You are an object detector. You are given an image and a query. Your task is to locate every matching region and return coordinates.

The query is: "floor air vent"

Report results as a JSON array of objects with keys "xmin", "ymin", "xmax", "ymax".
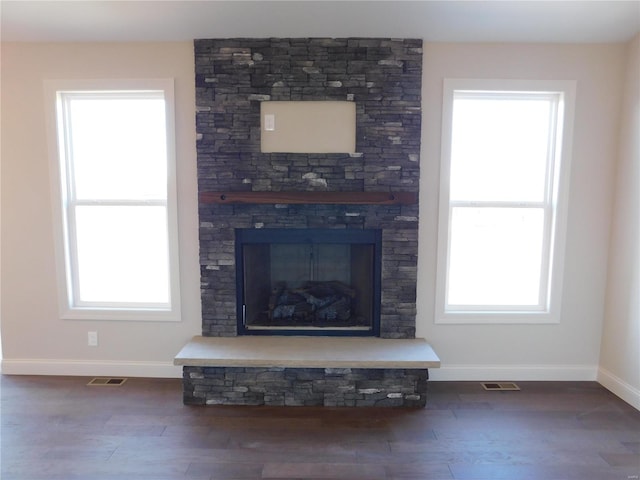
[
  {"xmin": 87, "ymin": 378, "xmax": 127, "ymax": 386},
  {"xmin": 481, "ymin": 382, "xmax": 520, "ymax": 391}
]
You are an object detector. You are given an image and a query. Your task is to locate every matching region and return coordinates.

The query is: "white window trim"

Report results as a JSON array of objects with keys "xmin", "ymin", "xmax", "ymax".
[
  {"xmin": 44, "ymin": 79, "xmax": 181, "ymax": 322},
  {"xmin": 435, "ymin": 78, "xmax": 576, "ymax": 324}
]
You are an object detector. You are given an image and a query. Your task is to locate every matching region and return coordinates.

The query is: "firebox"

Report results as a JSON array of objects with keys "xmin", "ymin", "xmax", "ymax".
[{"xmin": 235, "ymin": 228, "xmax": 382, "ymax": 336}]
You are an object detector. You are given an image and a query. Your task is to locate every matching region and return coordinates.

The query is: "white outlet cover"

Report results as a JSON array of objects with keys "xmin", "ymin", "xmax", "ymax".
[{"xmin": 264, "ymin": 114, "xmax": 275, "ymax": 131}]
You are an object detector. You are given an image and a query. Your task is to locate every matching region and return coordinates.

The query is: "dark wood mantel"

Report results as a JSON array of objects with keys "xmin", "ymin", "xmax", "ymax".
[{"xmin": 200, "ymin": 191, "xmax": 418, "ymax": 205}]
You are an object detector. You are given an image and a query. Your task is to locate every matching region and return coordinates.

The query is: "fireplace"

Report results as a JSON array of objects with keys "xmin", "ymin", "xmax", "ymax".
[
  {"xmin": 195, "ymin": 38, "xmax": 422, "ymax": 340},
  {"xmin": 236, "ymin": 228, "xmax": 381, "ymax": 336},
  {"xmin": 176, "ymin": 37, "xmax": 433, "ymax": 408}
]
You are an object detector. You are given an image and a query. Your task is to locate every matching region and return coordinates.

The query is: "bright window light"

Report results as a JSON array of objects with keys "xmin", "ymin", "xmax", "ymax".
[
  {"xmin": 74, "ymin": 205, "xmax": 170, "ymax": 304},
  {"xmin": 67, "ymin": 97, "xmax": 168, "ymax": 201},
  {"xmin": 48, "ymin": 81, "xmax": 181, "ymax": 320},
  {"xmin": 450, "ymin": 97, "xmax": 551, "ymax": 203},
  {"xmin": 435, "ymin": 79, "xmax": 575, "ymax": 324},
  {"xmin": 448, "ymin": 207, "xmax": 545, "ymax": 306}
]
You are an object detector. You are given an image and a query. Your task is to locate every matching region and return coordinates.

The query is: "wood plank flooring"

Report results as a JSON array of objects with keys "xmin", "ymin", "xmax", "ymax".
[{"xmin": 1, "ymin": 375, "xmax": 638, "ymax": 480}]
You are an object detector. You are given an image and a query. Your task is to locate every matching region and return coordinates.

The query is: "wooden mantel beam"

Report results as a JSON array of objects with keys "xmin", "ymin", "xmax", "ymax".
[{"xmin": 200, "ymin": 191, "xmax": 418, "ymax": 205}]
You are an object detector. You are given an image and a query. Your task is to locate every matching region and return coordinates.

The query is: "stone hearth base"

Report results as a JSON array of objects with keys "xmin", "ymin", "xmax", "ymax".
[
  {"xmin": 182, "ymin": 366, "xmax": 428, "ymax": 407},
  {"xmin": 174, "ymin": 336, "xmax": 439, "ymax": 407}
]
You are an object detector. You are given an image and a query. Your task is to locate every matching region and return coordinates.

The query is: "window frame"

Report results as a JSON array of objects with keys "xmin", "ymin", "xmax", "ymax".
[
  {"xmin": 435, "ymin": 79, "xmax": 576, "ymax": 324},
  {"xmin": 45, "ymin": 79, "xmax": 181, "ymax": 322}
]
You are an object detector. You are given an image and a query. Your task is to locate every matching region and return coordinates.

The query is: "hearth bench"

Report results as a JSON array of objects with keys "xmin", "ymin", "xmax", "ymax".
[{"xmin": 174, "ymin": 336, "xmax": 440, "ymax": 407}]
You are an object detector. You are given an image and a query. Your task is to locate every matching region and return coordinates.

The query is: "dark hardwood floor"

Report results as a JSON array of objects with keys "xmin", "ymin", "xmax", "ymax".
[{"xmin": 1, "ymin": 375, "xmax": 638, "ymax": 480}]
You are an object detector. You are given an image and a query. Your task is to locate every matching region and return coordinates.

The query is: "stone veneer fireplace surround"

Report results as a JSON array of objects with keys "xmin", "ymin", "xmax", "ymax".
[
  {"xmin": 196, "ymin": 38, "xmax": 422, "ymax": 339},
  {"xmin": 180, "ymin": 38, "xmax": 433, "ymax": 407}
]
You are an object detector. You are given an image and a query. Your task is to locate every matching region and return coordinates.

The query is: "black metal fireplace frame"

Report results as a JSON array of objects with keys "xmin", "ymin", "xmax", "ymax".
[{"xmin": 235, "ymin": 228, "xmax": 382, "ymax": 337}]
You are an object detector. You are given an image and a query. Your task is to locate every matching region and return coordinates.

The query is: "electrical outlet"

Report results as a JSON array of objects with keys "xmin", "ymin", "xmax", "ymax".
[
  {"xmin": 264, "ymin": 114, "xmax": 275, "ymax": 131},
  {"xmin": 88, "ymin": 331, "xmax": 98, "ymax": 347}
]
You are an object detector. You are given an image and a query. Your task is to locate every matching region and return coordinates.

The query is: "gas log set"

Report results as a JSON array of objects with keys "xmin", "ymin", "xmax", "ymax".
[{"xmin": 267, "ymin": 281, "xmax": 358, "ymax": 326}]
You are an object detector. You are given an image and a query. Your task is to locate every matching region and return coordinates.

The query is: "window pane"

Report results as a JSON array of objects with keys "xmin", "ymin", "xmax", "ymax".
[
  {"xmin": 74, "ymin": 206, "xmax": 170, "ymax": 304},
  {"xmin": 450, "ymin": 96, "xmax": 552, "ymax": 203},
  {"xmin": 68, "ymin": 96, "xmax": 167, "ymax": 200},
  {"xmin": 447, "ymin": 207, "xmax": 544, "ymax": 307}
]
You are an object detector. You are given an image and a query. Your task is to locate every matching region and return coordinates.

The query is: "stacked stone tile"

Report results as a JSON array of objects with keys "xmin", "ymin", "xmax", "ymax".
[
  {"xmin": 183, "ymin": 366, "xmax": 428, "ymax": 407},
  {"xmin": 195, "ymin": 38, "xmax": 422, "ymax": 339}
]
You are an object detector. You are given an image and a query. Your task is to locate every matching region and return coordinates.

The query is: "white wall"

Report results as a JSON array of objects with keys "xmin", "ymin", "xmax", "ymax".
[
  {"xmin": 1, "ymin": 42, "xmax": 201, "ymax": 377},
  {"xmin": 417, "ymin": 43, "xmax": 625, "ymax": 381},
  {"xmin": 0, "ymin": 40, "xmax": 630, "ymax": 385},
  {"xmin": 598, "ymin": 34, "xmax": 640, "ymax": 409}
]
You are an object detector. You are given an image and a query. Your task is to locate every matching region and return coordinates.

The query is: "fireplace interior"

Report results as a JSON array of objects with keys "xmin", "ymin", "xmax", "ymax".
[{"xmin": 236, "ymin": 228, "xmax": 381, "ymax": 336}]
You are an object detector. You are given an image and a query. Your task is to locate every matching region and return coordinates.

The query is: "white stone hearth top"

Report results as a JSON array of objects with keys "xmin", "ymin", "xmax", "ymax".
[{"xmin": 174, "ymin": 336, "xmax": 440, "ymax": 369}]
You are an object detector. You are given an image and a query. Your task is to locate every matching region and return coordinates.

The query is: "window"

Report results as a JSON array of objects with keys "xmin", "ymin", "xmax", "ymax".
[
  {"xmin": 46, "ymin": 79, "xmax": 181, "ymax": 321},
  {"xmin": 435, "ymin": 79, "xmax": 575, "ymax": 324}
]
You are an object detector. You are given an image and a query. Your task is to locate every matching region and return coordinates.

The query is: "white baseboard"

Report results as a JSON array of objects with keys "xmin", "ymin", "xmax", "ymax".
[
  {"xmin": 597, "ymin": 367, "xmax": 640, "ymax": 410},
  {"xmin": 428, "ymin": 364, "xmax": 598, "ymax": 382},
  {"xmin": 0, "ymin": 358, "xmax": 182, "ymax": 378},
  {"xmin": 0, "ymin": 361, "xmax": 598, "ymax": 381}
]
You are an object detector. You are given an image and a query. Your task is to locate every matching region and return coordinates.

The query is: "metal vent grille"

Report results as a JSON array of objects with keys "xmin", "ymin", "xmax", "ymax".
[
  {"xmin": 87, "ymin": 378, "xmax": 127, "ymax": 386},
  {"xmin": 481, "ymin": 382, "xmax": 520, "ymax": 391}
]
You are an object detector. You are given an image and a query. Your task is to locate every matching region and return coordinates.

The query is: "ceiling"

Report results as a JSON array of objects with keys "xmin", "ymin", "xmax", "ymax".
[{"xmin": 1, "ymin": 1, "xmax": 639, "ymax": 44}]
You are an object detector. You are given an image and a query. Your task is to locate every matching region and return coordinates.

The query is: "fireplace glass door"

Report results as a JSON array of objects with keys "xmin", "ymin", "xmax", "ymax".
[{"xmin": 236, "ymin": 228, "xmax": 381, "ymax": 336}]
